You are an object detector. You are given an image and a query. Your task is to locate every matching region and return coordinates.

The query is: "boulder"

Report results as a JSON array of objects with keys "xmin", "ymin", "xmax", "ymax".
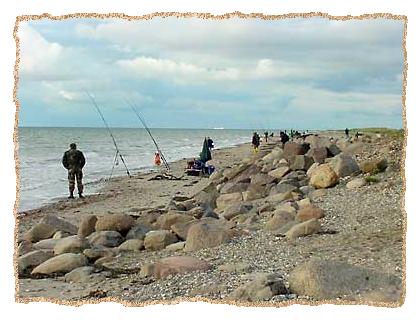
[
  {"xmin": 17, "ymin": 240, "xmax": 34, "ymax": 256},
  {"xmin": 262, "ymin": 148, "xmax": 284, "ymax": 163},
  {"xmin": 95, "ymin": 214, "xmax": 135, "ymax": 233},
  {"xmin": 265, "ymin": 191, "xmax": 294, "ymax": 203},
  {"xmin": 283, "ymin": 142, "xmax": 310, "ymax": 160},
  {"xmin": 309, "ymin": 189, "xmax": 328, "ymax": 200},
  {"xmin": 33, "ymin": 238, "xmax": 59, "ymax": 250},
  {"xmin": 118, "ymin": 239, "xmax": 144, "ymax": 251},
  {"xmin": 223, "ymin": 163, "xmax": 250, "ymax": 180},
  {"xmin": 126, "ymin": 224, "xmax": 152, "ymax": 240},
  {"xmin": 329, "ymin": 154, "xmax": 360, "ymax": 178},
  {"xmin": 228, "ymin": 273, "xmax": 288, "ymax": 301},
  {"xmin": 174, "ymin": 199, "xmax": 197, "ymax": 211},
  {"xmin": 53, "ymin": 231, "xmax": 72, "ymax": 239},
  {"xmin": 23, "ymin": 223, "xmax": 57, "ymax": 243},
  {"xmin": 193, "ymin": 182, "xmax": 219, "ymax": 209},
  {"xmin": 31, "ymin": 253, "xmax": 88, "ymax": 275},
  {"xmin": 284, "ymin": 218, "xmax": 321, "ymax": 240},
  {"xmin": 144, "ymin": 230, "xmax": 178, "ymax": 251},
  {"xmin": 269, "ymin": 183, "xmax": 298, "ymax": 196},
  {"xmin": 78, "ymin": 215, "xmax": 97, "ymax": 237},
  {"xmin": 220, "ymin": 182, "xmax": 249, "ymax": 194},
  {"xmin": 18, "ymin": 250, "xmax": 55, "ymax": 274},
  {"xmin": 309, "ymin": 164, "xmax": 339, "ymax": 188},
  {"xmin": 216, "ymin": 192, "xmax": 243, "ymax": 210},
  {"xmin": 297, "ymin": 198, "xmax": 311, "ymax": 209},
  {"xmin": 326, "ymin": 144, "xmax": 342, "ymax": 157},
  {"xmin": 155, "ymin": 212, "xmax": 194, "ymax": 230},
  {"xmin": 40, "ymin": 215, "xmax": 78, "ymax": 235},
  {"xmin": 306, "ymin": 147, "xmax": 328, "ymax": 164},
  {"xmin": 222, "ymin": 202, "xmax": 253, "ymax": 220},
  {"xmin": 54, "ymin": 235, "xmax": 90, "ymax": 255},
  {"xmin": 83, "ymin": 247, "xmax": 116, "ymax": 261},
  {"xmin": 346, "ymin": 177, "xmax": 367, "ymax": 189},
  {"xmin": 265, "ymin": 211, "xmax": 295, "ymax": 231},
  {"xmin": 268, "ymin": 167, "xmax": 290, "ymax": 179},
  {"xmin": 170, "ymin": 219, "xmax": 202, "ymax": 240},
  {"xmin": 165, "ymin": 241, "xmax": 186, "ymax": 252},
  {"xmin": 251, "ymin": 173, "xmax": 277, "ymax": 186},
  {"xmin": 184, "ymin": 220, "xmax": 234, "ymax": 252},
  {"xmin": 359, "ymin": 158, "xmax": 388, "ymax": 174},
  {"xmin": 64, "ymin": 266, "xmax": 99, "ymax": 283},
  {"xmin": 187, "ymin": 206, "xmax": 205, "ymax": 219},
  {"xmin": 307, "ymin": 162, "xmax": 320, "ymax": 178},
  {"xmin": 290, "ymin": 155, "xmax": 314, "ymax": 171},
  {"xmin": 88, "ymin": 231, "xmax": 124, "ymax": 248},
  {"xmin": 242, "ymin": 183, "xmax": 266, "ymax": 201},
  {"xmin": 295, "ymin": 204, "xmax": 325, "ymax": 222},
  {"xmin": 288, "ymin": 258, "xmax": 402, "ymax": 300},
  {"xmin": 150, "ymin": 256, "xmax": 211, "ymax": 279}
]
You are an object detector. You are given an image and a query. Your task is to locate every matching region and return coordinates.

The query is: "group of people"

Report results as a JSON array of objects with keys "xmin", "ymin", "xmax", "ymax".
[{"xmin": 62, "ymin": 136, "xmax": 216, "ymax": 199}]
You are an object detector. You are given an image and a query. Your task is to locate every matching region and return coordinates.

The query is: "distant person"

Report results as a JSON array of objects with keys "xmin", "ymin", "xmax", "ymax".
[
  {"xmin": 207, "ymin": 137, "xmax": 215, "ymax": 150},
  {"xmin": 345, "ymin": 128, "xmax": 349, "ymax": 139},
  {"xmin": 154, "ymin": 151, "xmax": 161, "ymax": 166},
  {"xmin": 252, "ymin": 132, "xmax": 260, "ymax": 152},
  {"xmin": 264, "ymin": 131, "xmax": 268, "ymax": 142},
  {"xmin": 280, "ymin": 131, "xmax": 289, "ymax": 147},
  {"xmin": 62, "ymin": 143, "xmax": 86, "ymax": 199}
]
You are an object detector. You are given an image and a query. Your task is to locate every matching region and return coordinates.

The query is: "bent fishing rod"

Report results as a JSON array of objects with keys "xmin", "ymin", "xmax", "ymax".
[
  {"xmin": 125, "ymin": 99, "xmax": 171, "ymax": 171},
  {"xmin": 85, "ymin": 92, "xmax": 132, "ymax": 178}
]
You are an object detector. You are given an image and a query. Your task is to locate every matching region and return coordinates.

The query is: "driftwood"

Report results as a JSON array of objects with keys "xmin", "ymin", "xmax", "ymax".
[{"xmin": 148, "ymin": 173, "xmax": 185, "ymax": 181}]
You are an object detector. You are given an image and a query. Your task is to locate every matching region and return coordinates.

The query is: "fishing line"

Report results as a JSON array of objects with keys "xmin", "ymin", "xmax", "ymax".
[
  {"xmin": 85, "ymin": 91, "xmax": 132, "ymax": 178},
  {"xmin": 125, "ymin": 98, "xmax": 171, "ymax": 171}
]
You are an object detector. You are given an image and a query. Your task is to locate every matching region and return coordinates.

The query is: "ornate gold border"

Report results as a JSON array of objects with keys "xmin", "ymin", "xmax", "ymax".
[{"xmin": 13, "ymin": 11, "xmax": 408, "ymax": 308}]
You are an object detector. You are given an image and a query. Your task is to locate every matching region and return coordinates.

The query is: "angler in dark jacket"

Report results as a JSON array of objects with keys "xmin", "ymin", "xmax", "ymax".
[{"xmin": 62, "ymin": 143, "xmax": 86, "ymax": 199}]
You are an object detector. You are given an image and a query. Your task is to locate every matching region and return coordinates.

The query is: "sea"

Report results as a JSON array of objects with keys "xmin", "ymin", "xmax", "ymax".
[{"xmin": 17, "ymin": 127, "xmax": 253, "ymax": 212}]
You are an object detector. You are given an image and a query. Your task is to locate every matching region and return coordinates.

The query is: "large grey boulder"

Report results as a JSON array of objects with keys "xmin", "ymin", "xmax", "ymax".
[
  {"xmin": 18, "ymin": 250, "xmax": 54, "ymax": 275},
  {"xmin": 155, "ymin": 212, "xmax": 194, "ymax": 230},
  {"xmin": 290, "ymin": 155, "xmax": 314, "ymax": 171},
  {"xmin": 222, "ymin": 202, "xmax": 253, "ymax": 220},
  {"xmin": 126, "ymin": 224, "xmax": 152, "ymax": 240},
  {"xmin": 88, "ymin": 231, "xmax": 124, "ymax": 248},
  {"xmin": 329, "ymin": 154, "xmax": 360, "ymax": 178},
  {"xmin": 54, "ymin": 235, "xmax": 90, "ymax": 255},
  {"xmin": 31, "ymin": 253, "xmax": 88, "ymax": 275},
  {"xmin": 184, "ymin": 220, "xmax": 236, "ymax": 252},
  {"xmin": 288, "ymin": 258, "xmax": 402, "ymax": 300}
]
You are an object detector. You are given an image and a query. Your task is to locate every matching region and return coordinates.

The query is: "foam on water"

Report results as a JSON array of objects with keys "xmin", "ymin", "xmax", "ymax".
[{"xmin": 17, "ymin": 127, "xmax": 252, "ymax": 212}]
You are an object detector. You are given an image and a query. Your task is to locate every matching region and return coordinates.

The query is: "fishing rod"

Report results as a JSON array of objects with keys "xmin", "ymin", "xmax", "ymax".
[
  {"xmin": 125, "ymin": 99, "xmax": 171, "ymax": 171},
  {"xmin": 85, "ymin": 92, "xmax": 132, "ymax": 178}
]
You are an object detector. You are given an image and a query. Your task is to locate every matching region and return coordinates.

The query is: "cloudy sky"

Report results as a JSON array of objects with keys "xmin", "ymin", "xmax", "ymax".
[{"xmin": 17, "ymin": 17, "xmax": 404, "ymax": 129}]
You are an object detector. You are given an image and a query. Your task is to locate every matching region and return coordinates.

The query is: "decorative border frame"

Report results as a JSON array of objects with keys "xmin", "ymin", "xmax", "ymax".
[{"xmin": 12, "ymin": 11, "xmax": 408, "ymax": 308}]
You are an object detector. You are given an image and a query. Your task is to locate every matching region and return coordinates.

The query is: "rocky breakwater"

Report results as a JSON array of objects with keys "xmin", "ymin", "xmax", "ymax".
[{"xmin": 17, "ymin": 133, "xmax": 403, "ymax": 304}]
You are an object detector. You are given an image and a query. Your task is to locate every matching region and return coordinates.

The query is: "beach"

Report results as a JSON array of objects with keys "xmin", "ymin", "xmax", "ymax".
[{"xmin": 16, "ymin": 131, "xmax": 405, "ymax": 305}]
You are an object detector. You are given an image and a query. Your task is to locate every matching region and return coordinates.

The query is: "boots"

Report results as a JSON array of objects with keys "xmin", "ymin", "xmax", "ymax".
[
  {"xmin": 68, "ymin": 192, "xmax": 75, "ymax": 199},
  {"xmin": 78, "ymin": 192, "xmax": 84, "ymax": 199}
]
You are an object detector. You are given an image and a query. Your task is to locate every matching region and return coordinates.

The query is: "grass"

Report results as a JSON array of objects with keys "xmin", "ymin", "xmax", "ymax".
[
  {"xmin": 349, "ymin": 128, "xmax": 405, "ymax": 139},
  {"xmin": 365, "ymin": 176, "xmax": 380, "ymax": 184}
]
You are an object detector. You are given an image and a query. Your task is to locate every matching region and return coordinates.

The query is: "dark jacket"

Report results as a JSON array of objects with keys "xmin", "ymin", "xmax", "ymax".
[{"xmin": 62, "ymin": 149, "xmax": 86, "ymax": 170}]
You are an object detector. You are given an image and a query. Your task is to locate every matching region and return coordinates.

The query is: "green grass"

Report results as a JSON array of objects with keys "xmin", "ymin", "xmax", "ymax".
[
  {"xmin": 365, "ymin": 176, "xmax": 380, "ymax": 184},
  {"xmin": 349, "ymin": 128, "xmax": 405, "ymax": 139}
]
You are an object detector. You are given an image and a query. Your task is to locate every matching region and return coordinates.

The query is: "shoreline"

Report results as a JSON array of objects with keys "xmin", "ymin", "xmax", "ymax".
[{"xmin": 17, "ymin": 140, "xmax": 253, "ymax": 215}]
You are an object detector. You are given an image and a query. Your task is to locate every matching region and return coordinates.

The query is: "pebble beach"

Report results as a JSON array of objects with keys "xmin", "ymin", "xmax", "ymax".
[{"xmin": 16, "ymin": 130, "xmax": 405, "ymax": 306}]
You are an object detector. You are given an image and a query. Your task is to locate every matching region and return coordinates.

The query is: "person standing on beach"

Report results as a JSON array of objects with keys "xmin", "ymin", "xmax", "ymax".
[
  {"xmin": 252, "ymin": 132, "xmax": 260, "ymax": 152},
  {"xmin": 345, "ymin": 128, "xmax": 349, "ymax": 139},
  {"xmin": 207, "ymin": 137, "xmax": 214, "ymax": 150},
  {"xmin": 62, "ymin": 143, "xmax": 86, "ymax": 199},
  {"xmin": 264, "ymin": 131, "xmax": 268, "ymax": 142}
]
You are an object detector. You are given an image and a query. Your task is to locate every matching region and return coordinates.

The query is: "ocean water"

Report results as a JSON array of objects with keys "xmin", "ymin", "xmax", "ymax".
[{"xmin": 17, "ymin": 127, "xmax": 252, "ymax": 212}]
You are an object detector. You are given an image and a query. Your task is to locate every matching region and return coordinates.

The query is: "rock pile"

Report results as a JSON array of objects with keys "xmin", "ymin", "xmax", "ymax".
[{"xmin": 17, "ymin": 132, "xmax": 402, "ymax": 303}]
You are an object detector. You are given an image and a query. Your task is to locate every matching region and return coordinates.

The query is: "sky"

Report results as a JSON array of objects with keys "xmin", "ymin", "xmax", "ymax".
[{"xmin": 17, "ymin": 17, "xmax": 405, "ymax": 130}]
